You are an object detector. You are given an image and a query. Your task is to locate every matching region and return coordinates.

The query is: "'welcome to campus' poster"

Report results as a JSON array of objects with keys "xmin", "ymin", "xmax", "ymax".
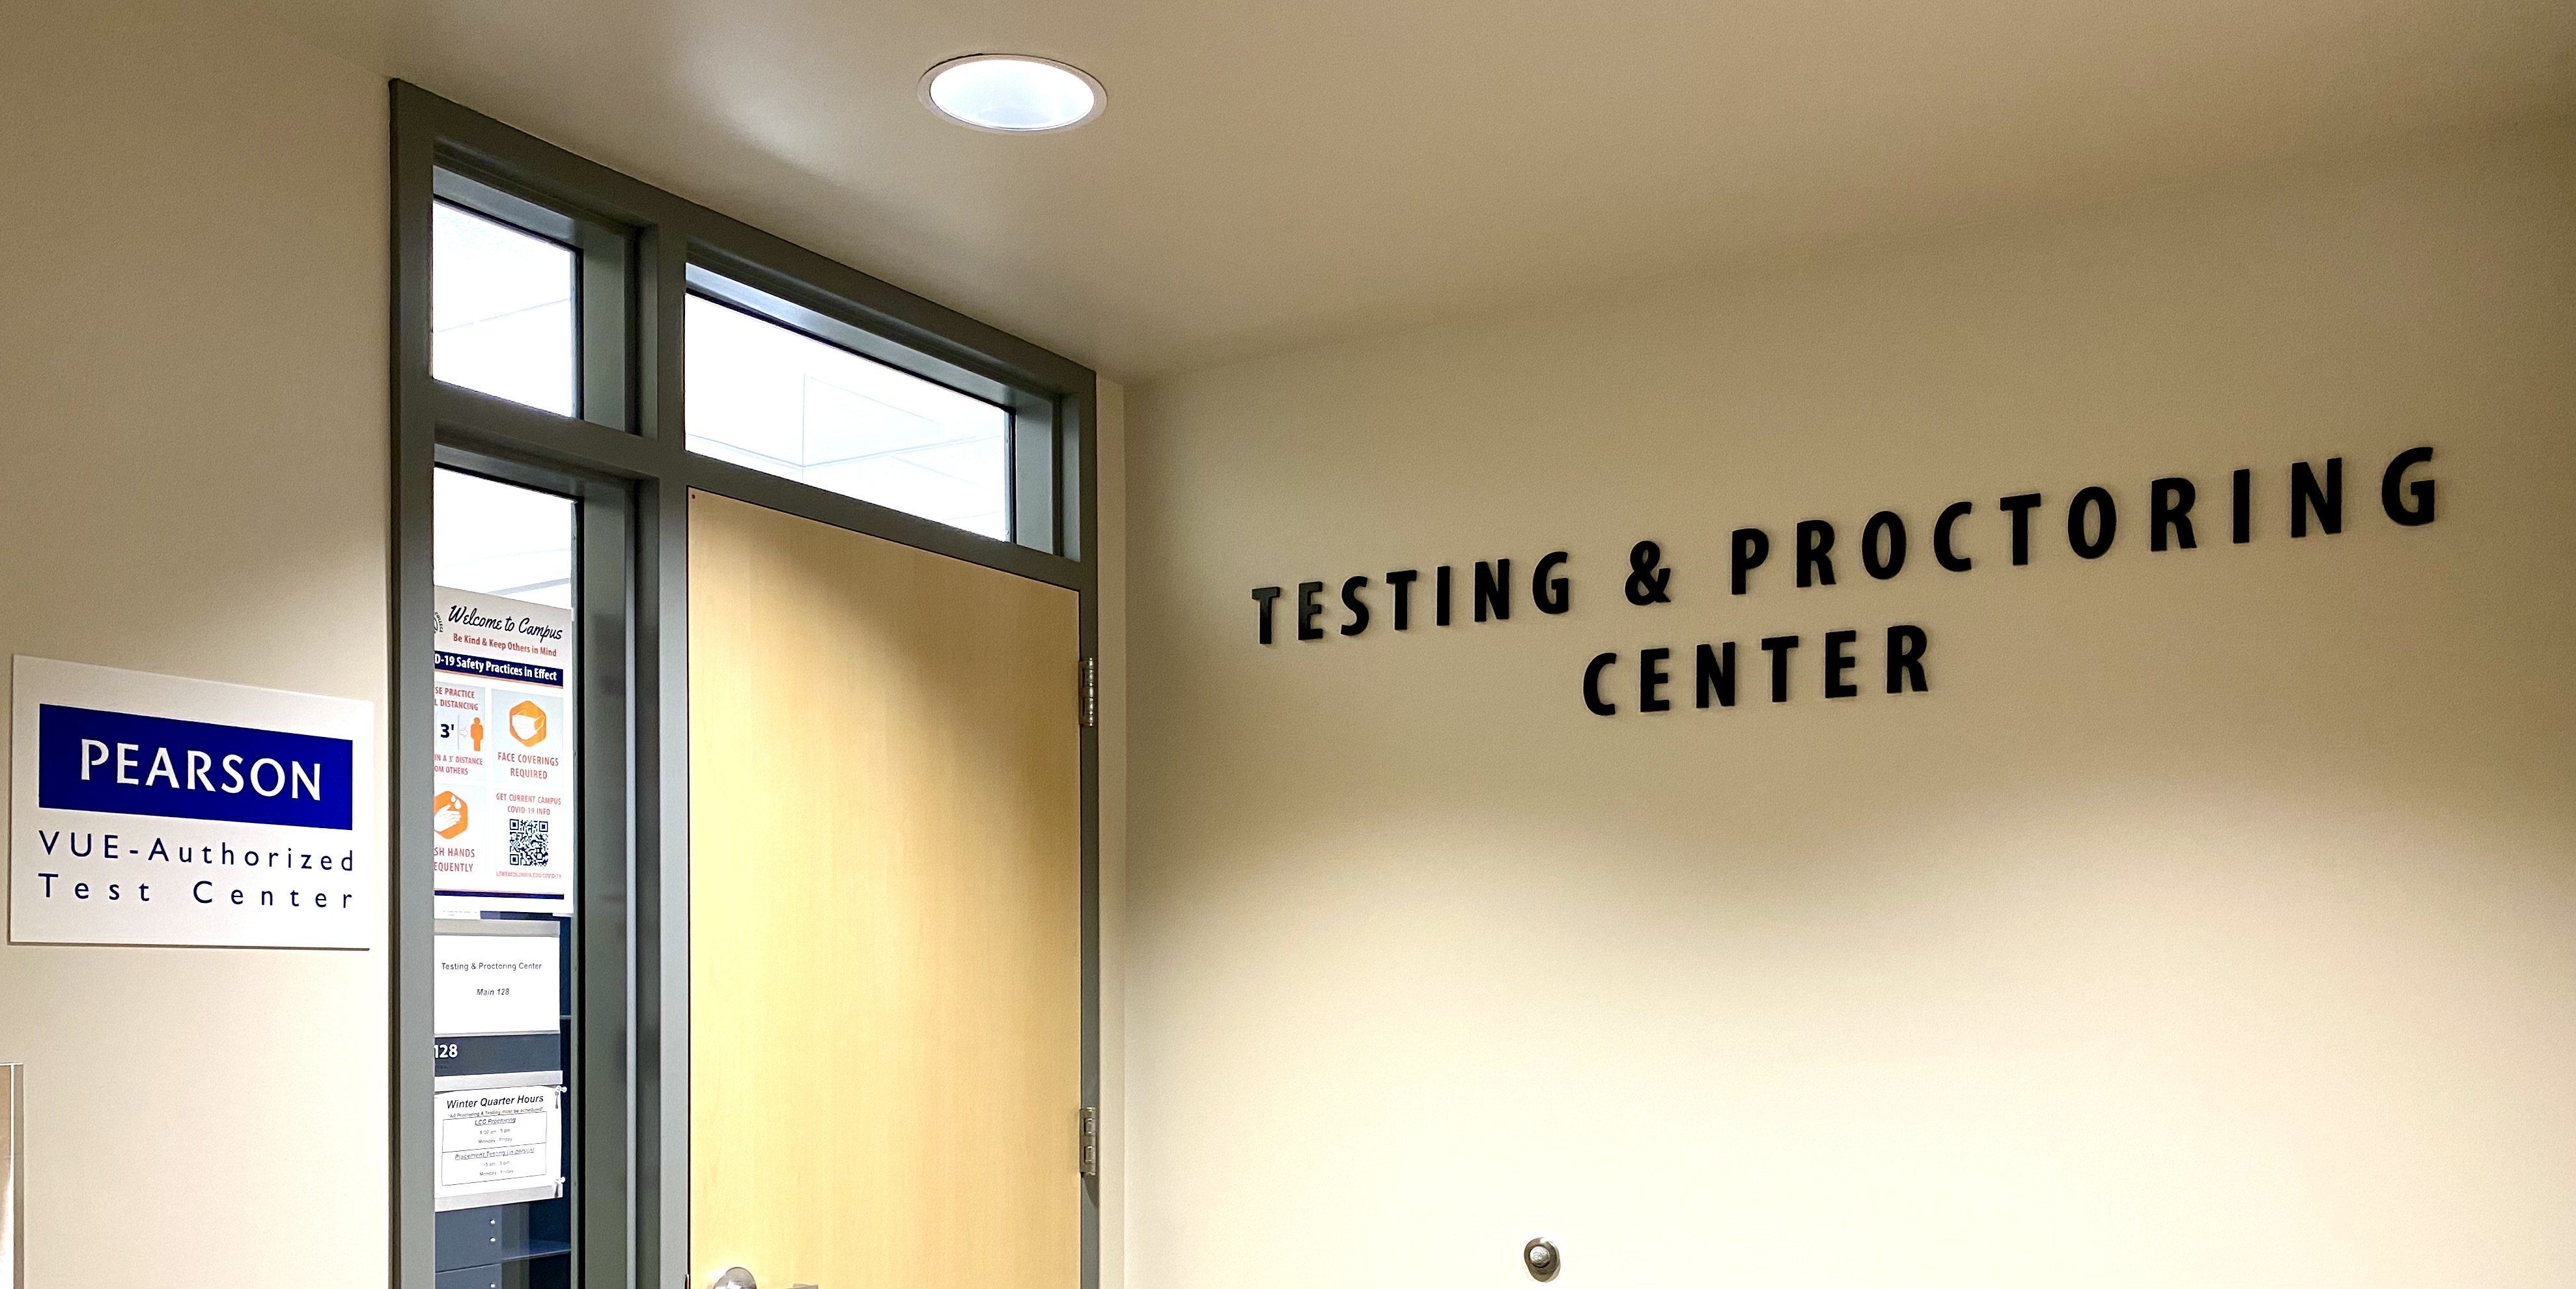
[{"xmin": 431, "ymin": 587, "xmax": 576, "ymax": 904}]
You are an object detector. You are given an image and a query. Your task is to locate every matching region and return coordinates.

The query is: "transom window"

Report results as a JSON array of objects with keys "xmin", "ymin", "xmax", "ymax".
[
  {"xmin": 685, "ymin": 296, "xmax": 1013, "ymax": 540},
  {"xmin": 431, "ymin": 201, "xmax": 576, "ymax": 417}
]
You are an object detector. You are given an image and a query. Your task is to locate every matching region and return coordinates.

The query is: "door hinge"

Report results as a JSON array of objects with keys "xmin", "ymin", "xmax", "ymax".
[
  {"xmin": 1080, "ymin": 656, "xmax": 1098, "ymax": 729},
  {"xmin": 1079, "ymin": 1105, "xmax": 1100, "ymax": 1176}
]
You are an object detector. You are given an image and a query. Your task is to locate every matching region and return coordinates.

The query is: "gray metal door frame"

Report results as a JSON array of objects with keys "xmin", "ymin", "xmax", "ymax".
[{"xmin": 391, "ymin": 81, "xmax": 1103, "ymax": 1289}]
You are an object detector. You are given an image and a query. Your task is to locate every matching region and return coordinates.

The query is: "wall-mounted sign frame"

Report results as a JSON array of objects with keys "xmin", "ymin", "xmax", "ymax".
[{"xmin": 9, "ymin": 657, "xmax": 374, "ymax": 950}]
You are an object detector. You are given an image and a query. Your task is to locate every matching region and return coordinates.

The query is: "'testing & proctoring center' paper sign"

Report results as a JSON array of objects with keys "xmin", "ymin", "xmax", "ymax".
[{"xmin": 10, "ymin": 656, "xmax": 375, "ymax": 949}]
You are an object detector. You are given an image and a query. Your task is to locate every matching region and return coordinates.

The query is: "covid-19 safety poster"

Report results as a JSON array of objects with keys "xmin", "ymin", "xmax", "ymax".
[{"xmin": 432, "ymin": 587, "xmax": 576, "ymax": 903}]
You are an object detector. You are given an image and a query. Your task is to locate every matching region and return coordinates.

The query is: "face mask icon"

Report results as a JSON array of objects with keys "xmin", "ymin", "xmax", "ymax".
[
  {"xmin": 434, "ymin": 790, "xmax": 470, "ymax": 839},
  {"xmin": 509, "ymin": 700, "xmax": 550, "ymax": 747}
]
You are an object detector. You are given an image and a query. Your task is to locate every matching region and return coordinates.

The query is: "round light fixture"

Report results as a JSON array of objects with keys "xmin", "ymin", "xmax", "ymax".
[{"xmin": 921, "ymin": 55, "xmax": 1104, "ymax": 133}]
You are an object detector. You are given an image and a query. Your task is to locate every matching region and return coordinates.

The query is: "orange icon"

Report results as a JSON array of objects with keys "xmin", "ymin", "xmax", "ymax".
[
  {"xmin": 469, "ymin": 715, "xmax": 484, "ymax": 751},
  {"xmin": 434, "ymin": 790, "xmax": 470, "ymax": 839},
  {"xmin": 509, "ymin": 699, "xmax": 549, "ymax": 747}
]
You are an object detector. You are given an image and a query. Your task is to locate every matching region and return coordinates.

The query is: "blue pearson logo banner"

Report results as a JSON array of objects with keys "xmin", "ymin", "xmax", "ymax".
[{"xmin": 38, "ymin": 703, "xmax": 355, "ymax": 830}]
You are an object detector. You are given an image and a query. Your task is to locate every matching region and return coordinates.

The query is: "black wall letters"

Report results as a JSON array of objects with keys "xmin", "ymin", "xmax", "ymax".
[
  {"xmin": 1639, "ymin": 648, "xmax": 1673, "ymax": 713},
  {"xmin": 2382, "ymin": 447, "xmax": 2436, "ymax": 525},
  {"xmin": 1296, "ymin": 581, "xmax": 1326, "ymax": 641},
  {"xmin": 2067, "ymin": 486, "xmax": 2117, "ymax": 559},
  {"xmin": 1474, "ymin": 559, "xmax": 1511, "ymax": 622},
  {"xmin": 1535, "ymin": 552, "xmax": 1573, "ymax": 614},
  {"xmin": 1934, "ymin": 501, "xmax": 1974, "ymax": 572},
  {"xmin": 1696, "ymin": 643, "xmax": 1735, "ymax": 708},
  {"xmin": 1760, "ymin": 635, "xmax": 1800, "ymax": 703},
  {"xmin": 1584, "ymin": 653, "xmax": 1618, "ymax": 716},
  {"xmin": 1862, "ymin": 512, "xmax": 1907, "ymax": 580},
  {"xmin": 1887, "ymin": 625, "xmax": 1929, "ymax": 693},
  {"xmin": 1251, "ymin": 585, "xmax": 1281, "ymax": 644},
  {"xmin": 2150, "ymin": 477, "xmax": 2197, "ymax": 552},
  {"xmin": 1731, "ymin": 528, "xmax": 1769, "ymax": 594},
  {"xmin": 2000, "ymin": 492, "xmax": 2043, "ymax": 565},
  {"xmin": 2291, "ymin": 458, "xmax": 2342, "ymax": 537},
  {"xmin": 1388, "ymin": 569, "xmax": 1418, "ymax": 629},
  {"xmin": 1587, "ymin": 627, "xmax": 1927, "ymax": 715},
  {"xmin": 1243, "ymin": 446, "xmax": 2435, "ymax": 723},
  {"xmin": 1624, "ymin": 543, "xmax": 1672, "ymax": 605},
  {"xmin": 1795, "ymin": 520, "xmax": 1837, "ymax": 588},
  {"xmin": 1823, "ymin": 630, "xmax": 1860, "ymax": 699}
]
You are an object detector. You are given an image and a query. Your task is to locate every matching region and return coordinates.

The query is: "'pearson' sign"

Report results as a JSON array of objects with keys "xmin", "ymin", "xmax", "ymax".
[{"xmin": 11, "ymin": 657, "xmax": 375, "ymax": 949}]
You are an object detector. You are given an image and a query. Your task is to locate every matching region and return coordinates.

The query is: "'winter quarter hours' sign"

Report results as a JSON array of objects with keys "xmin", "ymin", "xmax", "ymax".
[{"xmin": 10, "ymin": 656, "xmax": 375, "ymax": 949}]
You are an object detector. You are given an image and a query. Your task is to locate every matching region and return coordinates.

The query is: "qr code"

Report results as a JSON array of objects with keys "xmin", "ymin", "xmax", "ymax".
[{"xmin": 507, "ymin": 816, "xmax": 552, "ymax": 868}]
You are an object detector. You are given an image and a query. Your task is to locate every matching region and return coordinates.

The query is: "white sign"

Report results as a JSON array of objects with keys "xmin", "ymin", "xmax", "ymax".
[
  {"xmin": 10, "ymin": 657, "xmax": 375, "ymax": 949},
  {"xmin": 435, "ymin": 921, "xmax": 561, "ymax": 1036},
  {"xmin": 434, "ymin": 1083, "xmax": 563, "ymax": 1210},
  {"xmin": 432, "ymin": 589, "xmax": 576, "ymax": 902}
]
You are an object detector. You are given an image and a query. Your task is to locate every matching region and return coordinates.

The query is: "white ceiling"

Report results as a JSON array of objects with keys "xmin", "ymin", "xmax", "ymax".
[{"xmin": 249, "ymin": 0, "xmax": 2573, "ymax": 382}]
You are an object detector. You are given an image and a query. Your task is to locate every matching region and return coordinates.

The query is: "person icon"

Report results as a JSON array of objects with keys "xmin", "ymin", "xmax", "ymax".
[{"xmin": 470, "ymin": 715, "xmax": 485, "ymax": 751}]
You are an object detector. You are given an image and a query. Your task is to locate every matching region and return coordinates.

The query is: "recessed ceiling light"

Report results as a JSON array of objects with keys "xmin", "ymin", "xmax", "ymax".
[{"xmin": 921, "ymin": 55, "xmax": 1105, "ymax": 133}]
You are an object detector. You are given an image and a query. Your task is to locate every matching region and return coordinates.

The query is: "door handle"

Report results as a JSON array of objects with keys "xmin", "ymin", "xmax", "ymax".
[{"xmin": 709, "ymin": 1269, "xmax": 815, "ymax": 1289}]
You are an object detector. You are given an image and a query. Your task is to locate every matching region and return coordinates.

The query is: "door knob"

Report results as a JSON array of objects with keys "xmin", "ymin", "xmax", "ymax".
[
  {"xmin": 1523, "ymin": 1236, "xmax": 1561, "ymax": 1282},
  {"xmin": 710, "ymin": 1269, "xmax": 756, "ymax": 1289}
]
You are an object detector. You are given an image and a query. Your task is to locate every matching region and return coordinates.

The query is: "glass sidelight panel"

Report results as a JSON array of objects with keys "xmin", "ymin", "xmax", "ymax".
[
  {"xmin": 428, "ymin": 467, "xmax": 580, "ymax": 1287},
  {"xmin": 436, "ymin": 471, "xmax": 577, "ymax": 608}
]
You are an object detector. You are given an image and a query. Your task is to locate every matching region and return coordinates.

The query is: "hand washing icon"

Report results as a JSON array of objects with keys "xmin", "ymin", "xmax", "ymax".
[{"xmin": 434, "ymin": 790, "xmax": 469, "ymax": 839}]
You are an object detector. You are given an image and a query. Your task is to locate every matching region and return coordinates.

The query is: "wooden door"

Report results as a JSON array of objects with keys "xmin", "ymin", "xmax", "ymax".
[{"xmin": 688, "ymin": 491, "xmax": 1082, "ymax": 1289}]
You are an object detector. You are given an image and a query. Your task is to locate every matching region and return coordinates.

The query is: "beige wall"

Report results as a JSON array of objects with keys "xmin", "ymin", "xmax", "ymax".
[
  {"xmin": 1124, "ymin": 118, "xmax": 2576, "ymax": 1287},
  {"xmin": 0, "ymin": 1, "xmax": 391, "ymax": 1285}
]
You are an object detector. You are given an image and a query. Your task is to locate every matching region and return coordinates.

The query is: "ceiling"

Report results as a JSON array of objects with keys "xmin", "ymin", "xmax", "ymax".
[{"xmin": 246, "ymin": 0, "xmax": 2573, "ymax": 383}]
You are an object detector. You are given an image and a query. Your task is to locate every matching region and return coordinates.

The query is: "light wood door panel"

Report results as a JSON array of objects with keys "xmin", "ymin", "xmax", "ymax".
[{"xmin": 689, "ymin": 491, "xmax": 1081, "ymax": 1289}]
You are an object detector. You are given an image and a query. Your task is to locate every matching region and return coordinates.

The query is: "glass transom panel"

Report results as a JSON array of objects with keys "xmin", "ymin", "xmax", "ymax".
[
  {"xmin": 432, "ymin": 201, "xmax": 577, "ymax": 417},
  {"xmin": 684, "ymin": 295, "xmax": 1011, "ymax": 540}
]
